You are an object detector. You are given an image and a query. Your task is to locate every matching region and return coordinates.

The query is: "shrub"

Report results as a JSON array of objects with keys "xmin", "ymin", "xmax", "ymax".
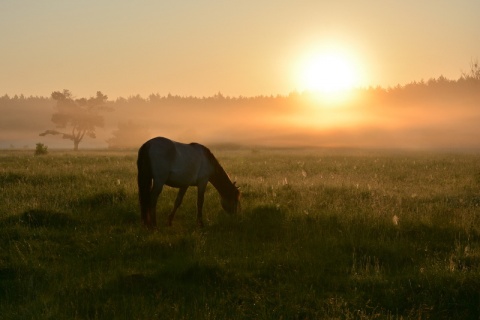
[{"xmin": 34, "ymin": 143, "xmax": 48, "ymax": 156}]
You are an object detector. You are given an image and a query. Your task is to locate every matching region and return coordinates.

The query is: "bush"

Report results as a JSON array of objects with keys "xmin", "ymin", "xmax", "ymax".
[{"xmin": 34, "ymin": 143, "xmax": 48, "ymax": 156}]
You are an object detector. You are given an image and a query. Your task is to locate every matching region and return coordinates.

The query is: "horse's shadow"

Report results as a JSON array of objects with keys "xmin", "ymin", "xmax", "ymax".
[{"xmin": 212, "ymin": 204, "xmax": 287, "ymax": 241}]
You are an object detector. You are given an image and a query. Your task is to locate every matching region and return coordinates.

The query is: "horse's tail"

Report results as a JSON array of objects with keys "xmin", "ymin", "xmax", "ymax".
[{"xmin": 137, "ymin": 142, "xmax": 152, "ymax": 224}]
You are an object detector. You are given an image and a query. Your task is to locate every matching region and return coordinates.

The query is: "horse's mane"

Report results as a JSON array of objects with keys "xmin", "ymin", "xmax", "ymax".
[{"xmin": 197, "ymin": 144, "xmax": 225, "ymax": 177}]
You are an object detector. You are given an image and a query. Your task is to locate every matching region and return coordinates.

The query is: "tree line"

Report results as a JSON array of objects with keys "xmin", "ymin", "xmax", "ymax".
[{"xmin": 1, "ymin": 61, "xmax": 479, "ymax": 150}]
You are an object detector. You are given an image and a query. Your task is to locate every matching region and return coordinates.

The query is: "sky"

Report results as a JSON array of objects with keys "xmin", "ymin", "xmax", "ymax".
[{"xmin": 1, "ymin": 0, "xmax": 479, "ymax": 99}]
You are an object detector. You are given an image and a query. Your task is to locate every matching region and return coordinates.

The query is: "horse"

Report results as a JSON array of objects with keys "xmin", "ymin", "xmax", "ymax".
[{"xmin": 137, "ymin": 137, "xmax": 240, "ymax": 228}]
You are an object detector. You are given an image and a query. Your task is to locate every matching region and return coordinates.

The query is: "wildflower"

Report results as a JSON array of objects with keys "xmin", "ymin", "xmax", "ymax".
[{"xmin": 392, "ymin": 215, "xmax": 399, "ymax": 226}]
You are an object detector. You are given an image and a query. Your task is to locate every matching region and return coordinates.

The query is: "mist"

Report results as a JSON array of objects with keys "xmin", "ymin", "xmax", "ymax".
[{"xmin": 1, "ymin": 76, "xmax": 479, "ymax": 151}]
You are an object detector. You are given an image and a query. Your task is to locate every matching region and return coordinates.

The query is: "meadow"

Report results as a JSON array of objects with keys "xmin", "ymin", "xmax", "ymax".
[{"xmin": 1, "ymin": 147, "xmax": 479, "ymax": 319}]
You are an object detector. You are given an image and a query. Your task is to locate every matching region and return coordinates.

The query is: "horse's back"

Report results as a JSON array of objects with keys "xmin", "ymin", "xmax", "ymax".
[
  {"xmin": 169, "ymin": 141, "xmax": 213, "ymax": 187},
  {"xmin": 141, "ymin": 137, "xmax": 176, "ymax": 159},
  {"xmin": 140, "ymin": 137, "xmax": 213, "ymax": 187}
]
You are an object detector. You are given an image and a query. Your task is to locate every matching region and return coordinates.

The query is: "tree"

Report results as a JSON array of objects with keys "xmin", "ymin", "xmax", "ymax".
[
  {"xmin": 462, "ymin": 58, "xmax": 480, "ymax": 80},
  {"xmin": 106, "ymin": 121, "xmax": 151, "ymax": 149},
  {"xmin": 40, "ymin": 90, "xmax": 108, "ymax": 151}
]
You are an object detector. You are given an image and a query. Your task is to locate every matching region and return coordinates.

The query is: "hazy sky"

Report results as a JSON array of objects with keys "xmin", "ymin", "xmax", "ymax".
[{"xmin": 1, "ymin": 0, "xmax": 479, "ymax": 99}]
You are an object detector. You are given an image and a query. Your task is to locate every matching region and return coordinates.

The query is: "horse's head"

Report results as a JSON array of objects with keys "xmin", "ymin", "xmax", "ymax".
[{"xmin": 221, "ymin": 181, "xmax": 241, "ymax": 214}]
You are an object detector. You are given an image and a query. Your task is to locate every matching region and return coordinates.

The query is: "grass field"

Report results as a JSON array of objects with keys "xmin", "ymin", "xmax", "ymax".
[{"xmin": 1, "ymin": 147, "xmax": 480, "ymax": 319}]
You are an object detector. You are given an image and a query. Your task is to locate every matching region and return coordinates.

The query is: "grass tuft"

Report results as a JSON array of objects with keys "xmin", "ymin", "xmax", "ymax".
[{"xmin": 20, "ymin": 209, "xmax": 77, "ymax": 228}]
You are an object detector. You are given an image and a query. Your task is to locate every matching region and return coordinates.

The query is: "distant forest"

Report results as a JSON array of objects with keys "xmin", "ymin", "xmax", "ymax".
[{"xmin": 1, "ymin": 70, "xmax": 480, "ymax": 150}]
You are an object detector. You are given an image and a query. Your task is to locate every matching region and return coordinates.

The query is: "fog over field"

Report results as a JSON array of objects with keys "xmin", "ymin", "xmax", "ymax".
[{"xmin": 1, "ymin": 75, "xmax": 480, "ymax": 150}]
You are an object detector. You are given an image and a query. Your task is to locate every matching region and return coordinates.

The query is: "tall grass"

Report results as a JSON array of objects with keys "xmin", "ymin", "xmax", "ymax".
[{"xmin": 1, "ymin": 148, "xmax": 479, "ymax": 319}]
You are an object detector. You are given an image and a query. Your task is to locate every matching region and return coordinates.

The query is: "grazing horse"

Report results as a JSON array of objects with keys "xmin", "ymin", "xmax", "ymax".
[{"xmin": 137, "ymin": 137, "xmax": 240, "ymax": 228}]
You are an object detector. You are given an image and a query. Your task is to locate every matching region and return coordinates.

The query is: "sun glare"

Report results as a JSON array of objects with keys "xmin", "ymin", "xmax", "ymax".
[{"xmin": 298, "ymin": 49, "xmax": 359, "ymax": 100}]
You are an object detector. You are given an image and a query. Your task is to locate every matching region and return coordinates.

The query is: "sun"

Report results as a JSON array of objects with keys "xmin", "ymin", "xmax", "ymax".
[{"xmin": 298, "ymin": 50, "xmax": 359, "ymax": 98}]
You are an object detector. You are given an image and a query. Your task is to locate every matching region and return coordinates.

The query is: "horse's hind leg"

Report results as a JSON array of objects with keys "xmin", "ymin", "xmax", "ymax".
[
  {"xmin": 149, "ymin": 182, "xmax": 163, "ymax": 228},
  {"xmin": 141, "ymin": 207, "xmax": 149, "ymax": 226},
  {"xmin": 168, "ymin": 187, "xmax": 188, "ymax": 226}
]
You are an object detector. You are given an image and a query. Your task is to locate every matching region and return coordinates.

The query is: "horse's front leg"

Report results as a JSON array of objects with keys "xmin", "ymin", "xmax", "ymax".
[
  {"xmin": 196, "ymin": 184, "xmax": 207, "ymax": 227},
  {"xmin": 168, "ymin": 187, "xmax": 188, "ymax": 226}
]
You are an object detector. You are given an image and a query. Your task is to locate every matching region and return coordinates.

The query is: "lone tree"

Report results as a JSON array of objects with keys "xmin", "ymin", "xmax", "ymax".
[
  {"xmin": 462, "ymin": 58, "xmax": 480, "ymax": 80},
  {"xmin": 40, "ymin": 90, "xmax": 108, "ymax": 151}
]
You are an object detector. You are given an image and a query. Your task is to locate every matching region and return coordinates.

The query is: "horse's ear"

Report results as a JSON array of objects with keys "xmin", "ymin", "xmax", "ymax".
[{"xmin": 233, "ymin": 181, "xmax": 240, "ymax": 189}]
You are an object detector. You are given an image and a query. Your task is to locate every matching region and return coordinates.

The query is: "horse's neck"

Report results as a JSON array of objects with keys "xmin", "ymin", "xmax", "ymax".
[
  {"xmin": 208, "ymin": 162, "xmax": 235, "ymax": 198},
  {"xmin": 200, "ymin": 146, "xmax": 235, "ymax": 198}
]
